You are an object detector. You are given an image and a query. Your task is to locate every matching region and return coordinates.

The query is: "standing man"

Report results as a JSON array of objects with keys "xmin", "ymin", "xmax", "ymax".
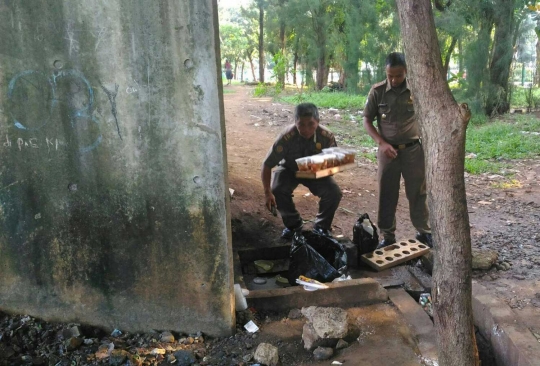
[
  {"xmin": 261, "ymin": 103, "xmax": 342, "ymax": 239},
  {"xmin": 224, "ymin": 59, "xmax": 233, "ymax": 86},
  {"xmin": 363, "ymin": 52, "xmax": 433, "ymax": 248}
]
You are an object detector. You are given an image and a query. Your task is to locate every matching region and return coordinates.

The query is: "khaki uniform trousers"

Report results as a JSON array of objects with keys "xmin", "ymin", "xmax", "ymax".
[
  {"xmin": 377, "ymin": 143, "xmax": 430, "ymax": 240},
  {"xmin": 271, "ymin": 167, "xmax": 342, "ymax": 230}
]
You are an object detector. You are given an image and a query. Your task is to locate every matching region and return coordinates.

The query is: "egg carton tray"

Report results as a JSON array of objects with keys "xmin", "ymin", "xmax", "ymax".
[{"xmin": 360, "ymin": 239, "xmax": 431, "ymax": 271}]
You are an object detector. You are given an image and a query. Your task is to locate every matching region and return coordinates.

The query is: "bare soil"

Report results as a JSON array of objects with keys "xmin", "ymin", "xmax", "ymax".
[
  {"xmin": 1, "ymin": 84, "xmax": 539, "ymax": 365},
  {"xmin": 224, "ymin": 84, "xmax": 540, "ymax": 342}
]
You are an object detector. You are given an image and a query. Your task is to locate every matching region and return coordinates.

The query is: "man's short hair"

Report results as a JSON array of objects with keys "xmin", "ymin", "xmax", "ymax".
[
  {"xmin": 385, "ymin": 52, "xmax": 407, "ymax": 68},
  {"xmin": 295, "ymin": 102, "xmax": 319, "ymax": 121}
]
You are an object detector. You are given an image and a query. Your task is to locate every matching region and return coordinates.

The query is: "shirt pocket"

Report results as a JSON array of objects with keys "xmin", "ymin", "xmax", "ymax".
[{"xmin": 378, "ymin": 105, "xmax": 391, "ymax": 122}]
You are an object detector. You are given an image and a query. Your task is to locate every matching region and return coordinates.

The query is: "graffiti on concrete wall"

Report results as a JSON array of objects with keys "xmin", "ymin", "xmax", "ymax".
[{"xmin": 7, "ymin": 68, "xmax": 104, "ymax": 153}]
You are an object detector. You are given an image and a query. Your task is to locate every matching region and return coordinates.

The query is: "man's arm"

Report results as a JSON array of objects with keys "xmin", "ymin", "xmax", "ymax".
[
  {"xmin": 363, "ymin": 116, "xmax": 397, "ymax": 159},
  {"xmin": 261, "ymin": 163, "xmax": 276, "ymax": 211}
]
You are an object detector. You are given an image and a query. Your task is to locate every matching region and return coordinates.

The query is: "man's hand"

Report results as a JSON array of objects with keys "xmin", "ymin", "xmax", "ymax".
[
  {"xmin": 379, "ymin": 141, "xmax": 398, "ymax": 159},
  {"xmin": 265, "ymin": 192, "xmax": 277, "ymax": 213}
]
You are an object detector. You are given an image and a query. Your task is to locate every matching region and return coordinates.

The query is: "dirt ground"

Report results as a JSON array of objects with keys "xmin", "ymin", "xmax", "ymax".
[
  {"xmin": 1, "ymin": 84, "xmax": 539, "ymax": 365},
  {"xmin": 224, "ymin": 84, "xmax": 540, "ymax": 336}
]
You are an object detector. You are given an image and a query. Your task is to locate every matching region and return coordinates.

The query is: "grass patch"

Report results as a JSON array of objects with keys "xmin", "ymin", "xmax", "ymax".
[
  {"xmin": 279, "ymin": 91, "xmax": 365, "ymax": 110},
  {"xmin": 223, "ymin": 88, "xmax": 236, "ymax": 94},
  {"xmin": 464, "ymin": 159, "xmax": 509, "ymax": 175},
  {"xmin": 466, "ymin": 115, "xmax": 540, "ymax": 160}
]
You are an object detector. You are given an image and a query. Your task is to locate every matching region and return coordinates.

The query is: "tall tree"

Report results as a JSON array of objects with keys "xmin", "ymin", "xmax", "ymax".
[
  {"xmin": 486, "ymin": 0, "xmax": 520, "ymax": 114},
  {"xmin": 257, "ymin": 0, "xmax": 266, "ymax": 83},
  {"xmin": 395, "ymin": 1, "xmax": 476, "ymax": 365}
]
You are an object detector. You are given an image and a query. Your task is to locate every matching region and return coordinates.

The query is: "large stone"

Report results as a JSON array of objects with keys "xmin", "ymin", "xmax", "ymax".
[
  {"xmin": 472, "ymin": 249, "xmax": 498, "ymax": 270},
  {"xmin": 173, "ymin": 350, "xmax": 197, "ymax": 366},
  {"xmin": 313, "ymin": 346, "xmax": 334, "ymax": 361},
  {"xmin": 160, "ymin": 331, "xmax": 175, "ymax": 343},
  {"xmin": 64, "ymin": 337, "xmax": 83, "ymax": 351},
  {"xmin": 301, "ymin": 307, "xmax": 349, "ymax": 338},
  {"xmin": 301, "ymin": 323, "xmax": 337, "ymax": 351},
  {"xmin": 254, "ymin": 343, "xmax": 279, "ymax": 366}
]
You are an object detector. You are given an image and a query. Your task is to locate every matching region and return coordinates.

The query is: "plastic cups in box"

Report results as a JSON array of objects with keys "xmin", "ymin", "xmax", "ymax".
[
  {"xmin": 295, "ymin": 157, "xmax": 311, "ymax": 171},
  {"xmin": 320, "ymin": 153, "xmax": 337, "ymax": 168},
  {"xmin": 309, "ymin": 155, "xmax": 325, "ymax": 172},
  {"xmin": 334, "ymin": 152, "xmax": 346, "ymax": 165}
]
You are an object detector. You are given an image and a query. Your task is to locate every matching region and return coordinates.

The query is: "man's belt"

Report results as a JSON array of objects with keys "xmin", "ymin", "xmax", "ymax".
[{"xmin": 392, "ymin": 139, "xmax": 420, "ymax": 150}]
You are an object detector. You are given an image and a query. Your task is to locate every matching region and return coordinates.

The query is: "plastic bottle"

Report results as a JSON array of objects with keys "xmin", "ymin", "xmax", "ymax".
[
  {"xmin": 361, "ymin": 218, "xmax": 374, "ymax": 237},
  {"xmin": 234, "ymin": 284, "xmax": 248, "ymax": 311}
]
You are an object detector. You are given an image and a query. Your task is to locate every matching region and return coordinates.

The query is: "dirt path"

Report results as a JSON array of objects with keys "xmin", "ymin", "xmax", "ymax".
[{"xmin": 224, "ymin": 84, "xmax": 540, "ymax": 337}]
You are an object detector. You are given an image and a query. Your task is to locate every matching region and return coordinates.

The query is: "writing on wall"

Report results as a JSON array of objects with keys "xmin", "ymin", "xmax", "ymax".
[{"xmin": 7, "ymin": 68, "xmax": 102, "ymax": 153}]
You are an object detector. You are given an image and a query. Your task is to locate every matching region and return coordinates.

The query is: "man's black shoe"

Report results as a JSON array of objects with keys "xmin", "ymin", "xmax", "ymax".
[
  {"xmin": 281, "ymin": 226, "xmax": 302, "ymax": 240},
  {"xmin": 312, "ymin": 225, "xmax": 332, "ymax": 237},
  {"xmin": 377, "ymin": 238, "xmax": 396, "ymax": 249},
  {"xmin": 415, "ymin": 232, "xmax": 434, "ymax": 248}
]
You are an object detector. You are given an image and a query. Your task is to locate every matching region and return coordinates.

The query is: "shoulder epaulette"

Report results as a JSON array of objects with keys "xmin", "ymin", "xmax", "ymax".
[{"xmin": 372, "ymin": 80, "xmax": 387, "ymax": 89}]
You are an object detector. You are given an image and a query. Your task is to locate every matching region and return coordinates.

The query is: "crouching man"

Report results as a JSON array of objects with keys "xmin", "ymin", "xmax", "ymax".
[{"xmin": 261, "ymin": 102, "xmax": 342, "ymax": 239}]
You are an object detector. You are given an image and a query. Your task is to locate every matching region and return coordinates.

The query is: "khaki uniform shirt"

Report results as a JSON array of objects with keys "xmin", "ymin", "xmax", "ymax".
[
  {"xmin": 363, "ymin": 79, "xmax": 419, "ymax": 145},
  {"xmin": 263, "ymin": 124, "xmax": 337, "ymax": 171}
]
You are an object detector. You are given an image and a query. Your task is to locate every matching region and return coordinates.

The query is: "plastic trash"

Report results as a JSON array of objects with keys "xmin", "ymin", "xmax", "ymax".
[
  {"xmin": 244, "ymin": 320, "xmax": 259, "ymax": 333},
  {"xmin": 361, "ymin": 218, "xmax": 374, "ymax": 236},
  {"xmin": 110, "ymin": 329, "xmax": 122, "ymax": 337},
  {"xmin": 419, "ymin": 293, "xmax": 433, "ymax": 317},
  {"xmin": 353, "ymin": 213, "xmax": 379, "ymax": 256},
  {"xmin": 234, "ymin": 284, "xmax": 248, "ymax": 311},
  {"xmin": 296, "ymin": 275, "xmax": 329, "ymax": 291},
  {"xmin": 287, "ymin": 231, "xmax": 348, "ymax": 286}
]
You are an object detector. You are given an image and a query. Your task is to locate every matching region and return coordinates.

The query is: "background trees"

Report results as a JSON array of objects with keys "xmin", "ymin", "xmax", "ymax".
[{"xmin": 219, "ymin": 0, "xmax": 540, "ymax": 116}]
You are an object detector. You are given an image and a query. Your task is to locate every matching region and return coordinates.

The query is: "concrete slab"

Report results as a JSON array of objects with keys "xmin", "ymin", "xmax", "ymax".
[
  {"xmin": 388, "ymin": 288, "xmax": 438, "ymax": 365},
  {"xmin": 472, "ymin": 281, "xmax": 540, "ymax": 366},
  {"xmin": 246, "ymin": 278, "xmax": 388, "ymax": 312}
]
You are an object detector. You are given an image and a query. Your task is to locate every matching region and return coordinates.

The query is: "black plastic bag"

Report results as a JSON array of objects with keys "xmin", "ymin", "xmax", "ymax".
[
  {"xmin": 287, "ymin": 231, "xmax": 348, "ymax": 285},
  {"xmin": 353, "ymin": 213, "xmax": 379, "ymax": 256}
]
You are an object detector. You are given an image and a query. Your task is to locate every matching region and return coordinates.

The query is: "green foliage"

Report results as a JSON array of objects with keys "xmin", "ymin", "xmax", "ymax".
[
  {"xmin": 254, "ymin": 83, "xmax": 270, "ymax": 97},
  {"xmin": 253, "ymin": 82, "xmax": 283, "ymax": 97},
  {"xmin": 271, "ymin": 51, "xmax": 288, "ymax": 90},
  {"xmin": 280, "ymin": 91, "xmax": 366, "ymax": 109},
  {"xmin": 466, "ymin": 115, "xmax": 540, "ymax": 161},
  {"xmin": 464, "ymin": 159, "xmax": 508, "ymax": 175},
  {"xmin": 511, "ymin": 86, "xmax": 540, "ymax": 109}
]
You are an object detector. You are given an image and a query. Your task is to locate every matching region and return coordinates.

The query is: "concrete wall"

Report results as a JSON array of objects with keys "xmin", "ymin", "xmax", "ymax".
[{"xmin": 0, "ymin": 0, "xmax": 234, "ymax": 336}]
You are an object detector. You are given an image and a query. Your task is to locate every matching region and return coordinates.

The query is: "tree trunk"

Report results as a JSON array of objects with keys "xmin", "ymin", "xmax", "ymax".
[
  {"xmin": 316, "ymin": 56, "xmax": 326, "ymax": 90},
  {"xmin": 293, "ymin": 38, "xmax": 299, "ymax": 86},
  {"xmin": 278, "ymin": 0, "xmax": 286, "ymax": 86},
  {"xmin": 443, "ymin": 36, "xmax": 458, "ymax": 77},
  {"xmin": 248, "ymin": 53, "xmax": 257, "ymax": 82},
  {"xmin": 395, "ymin": 1, "xmax": 476, "ymax": 366},
  {"xmin": 258, "ymin": 1, "xmax": 265, "ymax": 83},
  {"xmin": 458, "ymin": 39, "xmax": 464, "ymax": 74},
  {"xmin": 486, "ymin": 0, "xmax": 515, "ymax": 115},
  {"xmin": 465, "ymin": 19, "xmax": 493, "ymax": 99},
  {"xmin": 240, "ymin": 63, "xmax": 244, "ymax": 82},
  {"xmin": 535, "ymin": 29, "xmax": 540, "ymax": 86}
]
